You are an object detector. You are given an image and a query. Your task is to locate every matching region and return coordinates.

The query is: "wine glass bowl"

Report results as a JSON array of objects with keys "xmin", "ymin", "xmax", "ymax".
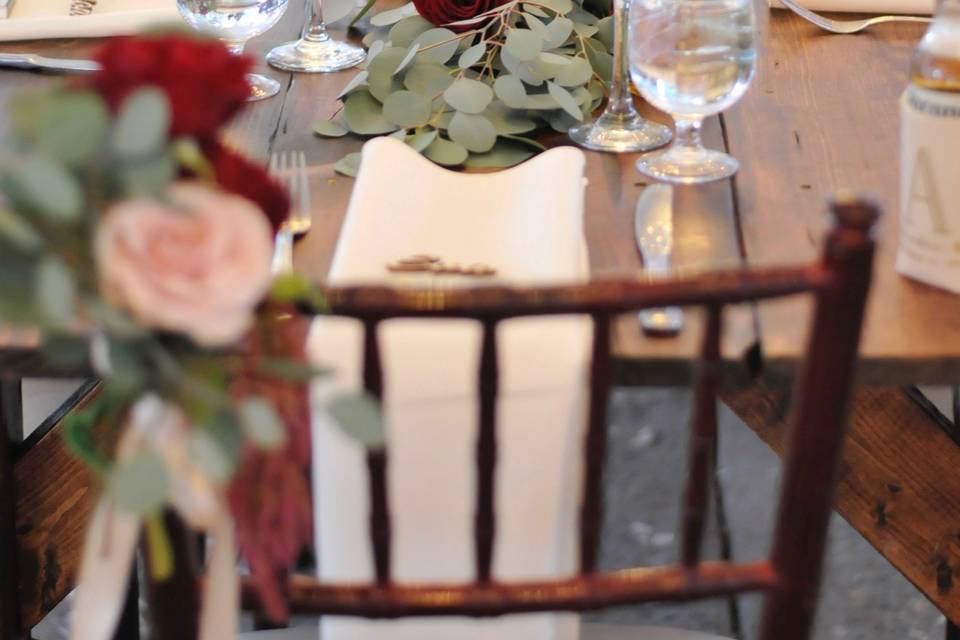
[
  {"xmin": 177, "ymin": 0, "xmax": 290, "ymax": 100},
  {"xmin": 628, "ymin": 0, "xmax": 757, "ymax": 183}
]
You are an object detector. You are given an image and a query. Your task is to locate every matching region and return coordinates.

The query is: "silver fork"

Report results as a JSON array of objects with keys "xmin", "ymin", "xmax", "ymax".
[
  {"xmin": 777, "ymin": 0, "xmax": 929, "ymax": 34},
  {"xmin": 269, "ymin": 151, "xmax": 311, "ymax": 275}
]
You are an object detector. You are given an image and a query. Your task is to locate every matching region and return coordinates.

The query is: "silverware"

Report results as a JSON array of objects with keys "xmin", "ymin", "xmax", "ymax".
[
  {"xmin": 635, "ymin": 184, "xmax": 684, "ymax": 336},
  {"xmin": 69, "ymin": 0, "xmax": 96, "ymax": 15},
  {"xmin": 269, "ymin": 151, "xmax": 311, "ymax": 275},
  {"xmin": 0, "ymin": 53, "xmax": 100, "ymax": 73},
  {"xmin": 776, "ymin": 0, "xmax": 929, "ymax": 34}
]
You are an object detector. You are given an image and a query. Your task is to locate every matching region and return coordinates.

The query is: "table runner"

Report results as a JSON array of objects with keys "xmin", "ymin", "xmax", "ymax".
[{"xmin": 308, "ymin": 137, "xmax": 590, "ymax": 640}]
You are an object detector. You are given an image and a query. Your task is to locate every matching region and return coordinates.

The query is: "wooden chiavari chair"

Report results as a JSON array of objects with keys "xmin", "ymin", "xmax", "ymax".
[{"xmin": 163, "ymin": 195, "xmax": 879, "ymax": 640}]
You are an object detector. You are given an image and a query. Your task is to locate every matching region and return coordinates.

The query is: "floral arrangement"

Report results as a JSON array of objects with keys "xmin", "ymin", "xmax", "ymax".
[
  {"xmin": 314, "ymin": 0, "xmax": 615, "ymax": 174},
  {"xmin": 0, "ymin": 33, "xmax": 371, "ymax": 627}
]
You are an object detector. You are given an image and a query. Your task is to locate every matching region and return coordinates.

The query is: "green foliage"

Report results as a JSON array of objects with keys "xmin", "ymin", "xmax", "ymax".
[
  {"xmin": 328, "ymin": 392, "xmax": 386, "ymax": 449},
  {"xmin": 316, "ymin": 0, "xmax": 613, "ymax": 172}
]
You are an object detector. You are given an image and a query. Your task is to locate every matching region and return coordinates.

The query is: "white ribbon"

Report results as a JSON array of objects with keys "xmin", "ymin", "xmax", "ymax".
[{"xmin": 70, "ymin": 395, "xmax": 239, "ymax": 640}]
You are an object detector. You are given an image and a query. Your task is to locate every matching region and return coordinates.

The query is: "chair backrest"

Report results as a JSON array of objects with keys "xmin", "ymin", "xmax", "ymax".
[{"xmin": 240, "ymin": 195, "xmax": 878, "ymax": 640}]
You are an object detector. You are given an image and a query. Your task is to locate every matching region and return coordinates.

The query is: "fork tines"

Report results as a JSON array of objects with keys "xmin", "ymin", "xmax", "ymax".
[
  {"xmin": 269, "ymin": 150, "xmax": 311, "ymax": 236},
  {"xmin": 69, "ymin": 0, "xmax": 96, "ymax": 15}
]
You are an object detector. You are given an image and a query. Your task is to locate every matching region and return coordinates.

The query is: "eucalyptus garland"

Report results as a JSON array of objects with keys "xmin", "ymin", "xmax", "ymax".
[{"xmin": 314, "ymin": 0, "xmax": 615, "ymax": 174}]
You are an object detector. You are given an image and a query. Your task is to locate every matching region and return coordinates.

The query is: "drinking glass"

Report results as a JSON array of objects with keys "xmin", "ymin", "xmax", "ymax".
[
  {"xmin": 178, "ymin": 0, "xmax": 290, "ymax": 101},
  {"xmin": 568, "ymin": 0, "xmax": 672, "ymax": 153},
  {"xmin": 628, "ymin": 0, "xmax": 757, "ymax": 183},
  {"xmin": 267, "ymin": 0, "xmax": 365, "ymax": 72}
]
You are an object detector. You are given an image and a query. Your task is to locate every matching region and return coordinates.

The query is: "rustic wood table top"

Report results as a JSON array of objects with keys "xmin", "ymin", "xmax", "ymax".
[{"xmin": 0, "ymin": 0, "xmax": 943, "ymax": 386}]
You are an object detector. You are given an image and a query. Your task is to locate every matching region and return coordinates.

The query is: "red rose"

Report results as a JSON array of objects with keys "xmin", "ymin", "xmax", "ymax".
[
  {"xmin": 413, "ymin": 0, "xmax": 507, "ymax": 32},
  {"xmin": 87, "ymin": 35, "xmax": 251, "ymax": 138},
  {"xmin": 203, "ymin": 140, "xmax": 290, "ymax": 233}
]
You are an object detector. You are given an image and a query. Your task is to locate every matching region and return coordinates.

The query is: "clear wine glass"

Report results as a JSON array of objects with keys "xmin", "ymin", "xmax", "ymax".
[
  {"xmin": 568, "ymin": 0, "xmax": 672, "ymax": 153},
  {"xmin": 177, "ymin": 0, "xmax": 290, "ymax": 101},
  {"xmin": 266, "ymin": 0, "xmax": 365, "ymax": 72},
  {"xmin": 628, "ymin": 0, "xmax": 757, "ymax": 183}
]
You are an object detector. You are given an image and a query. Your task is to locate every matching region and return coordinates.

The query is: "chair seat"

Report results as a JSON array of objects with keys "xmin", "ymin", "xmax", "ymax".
[{"xmin": 237, "ymin": 622, "xmax": 733, "ymax": 640}]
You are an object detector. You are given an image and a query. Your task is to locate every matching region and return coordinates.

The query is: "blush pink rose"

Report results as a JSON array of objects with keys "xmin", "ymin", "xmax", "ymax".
[{"xmin": 96, "ymin": 182, "xmax": 274, "ymax": 347}]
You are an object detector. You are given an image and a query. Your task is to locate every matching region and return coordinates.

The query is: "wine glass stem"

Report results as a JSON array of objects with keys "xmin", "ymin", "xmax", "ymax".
[
  {"xmin": 604, "ymin": 0, "xmax": 640, "ymax": 119},
  {"xmin": 674, "ymin": 116, "xmax": 705, "ymax": 151},
  {"xmin": 303, "ymin": 0, "xmax": 331, "ymax": 43}
]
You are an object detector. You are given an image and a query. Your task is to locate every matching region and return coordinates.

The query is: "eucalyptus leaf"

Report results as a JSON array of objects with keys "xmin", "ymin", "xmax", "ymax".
[
  {"xmin": 538, "ymin": 0, "xmax": 574, "ymax": 13},
  {"xmin": 585, "ymin": 43, "xmax": 613, "ymax": 83},
  {"xmin": 567, "ymin": 8, "xmax": 599, "ymax": 24},
  {"xmin": 328, "ymin": 392, "xmax": 386, "ymax": 449},
  {"xmin": 464, "ymin": 139, "xmax": 536, "ymax": 168},
  {"xmin": 112, "ymin": 88, "xmax": 171, "ymax": 158},
  {"xmin": 543, "ymin": 16, "xmax": 574, "ymax": 48},
  {"xmin": 108, "ymin": 450, "xmax": 169, "ymax": 514},
  {"xmin": 313, "ymin": 118, "xmax": 349, "ymax": 137},
  {"xmin": 483, "ymin": 104, "xmax": 538, "ymax": 134},
  {"xmin": 334, "ymin": 152, "xmax": 363, "ymax": 177},
  {"xmin": 555, "ymin": 56, "xmax": 594, "ymax": 86},
  {"xmin": 407, "ymin": 128, "xmax": 439, "ymax": 152},
  {"xmin": 365, "ymin": 38, "xmax": 386, "ymax": 62},
  {"xmin": 443, "ymin": 78, "xmax": 494, "ymax": 114},
  {"xmin": 35, "ymin": 256, "xmax": 75, "ymax": 326},
  {"xmin": 337, "ymin": 70, "xmax": 369, "ymax": 99},
  {"xmin": 0, "ymin": 208, "xmax": 41, "ymax": 252},
  {"xmin": 596, "ymin": 16, "xmax": 614, "ymax": 50},
  {"xmin": 523, "ymin": 3, "xmax": 549, "ymax": 17},
  {"xmin": 424, "ymin": 136, "xmax": 468, "ymax": 165},
  {"xmin": 572, "ymin": 22, "xmax": 599, "ymax": 37},
  {"xmin": 389, "ymin": 15, "xmax": 434, "ymax": 46},
  {"xmin": 368, "ymin": 47, "xmax": 409, "ymax": 101},
  {"xmin": 448, "ymin": 112, "xmax": 497, "ymax": 153},
  {"xmin": 413, "ymin": 28, "xmax": 460, "ymax": 64},
  {"xmin": 525, "ymin": 92, "xmax": 560, "ymax": 109},
  {"xmin": 522, "ymin": 12, "xmax": 547, "ymax": 35},
  {"xmin": 548, "ymin": 104, "xmax": 578, "ymax": 132},
  {"xmin": 189, "ymin": 430, "xmax": 235, "ymax": 484},
  {"xmin": 343, "ymin": 91, "xmax": 399, "ymax": 135},
  {"xmin": 38, "ymin": 91, "xmax": 109, "ymax": 167},
  {"xmin": 517, "ymin": 60, "xmax": 550, "ymax": 86},
  {"xmin": 493, "ymin": 74, "xmax": 528, "ymax": 108},
  {"xmin": 121, "ymin": 152, "xmax": 176, "ymax": 198},
  {"xmin": 396, "ymin": 44, "xmax": 420, "ymax": 73},
  {"xmin": 547, "ymin": 81, "xmax": 583, "ymax": 119},
  {"xmin": 504, "ymin": 28, "xmax": 543, "ymax": 62},
  {"xmin": 404, "ymin": 59, "xmax": 455, "ymax": 95},
  {"xmin": 458, "ymin": 42, "xmax": 487, "ymax": 69},
  {"xmin": 238, "ymin": 396, "xmax": 287, "ymax": 450},
  {"xmin": 370, "ymin": 1, "xmax": 418, "ymax": 26},
  {"xmin": 383, "ymin": 90, "xmax": 432, "ymax": 127},
  {"xmin": 6, "ymin": 155, "xmax": 83, "ymax": 222},
  {"xmin": 323, "ymin": 0, "xmax": 358, "ymax": 25}
]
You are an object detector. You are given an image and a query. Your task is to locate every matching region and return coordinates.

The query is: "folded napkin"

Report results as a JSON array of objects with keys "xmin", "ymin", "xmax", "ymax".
[
  {"xmin": 769, "ymin": 0, "xmax": 933, "ymax": 14},
  {"xmin": 309, "ymin": 137, "xmax": 591, "ymax": 640},
  {"xmin": 0, "ymin": 0, "xmax": 178, "ymax": 42}
]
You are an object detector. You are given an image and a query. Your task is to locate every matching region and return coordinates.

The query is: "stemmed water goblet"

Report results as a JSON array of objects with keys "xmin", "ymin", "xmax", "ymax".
[
  {"xmin": 627, "ymin": 0, "xmax": 757, "ymax": 183},
  {"xmin": 568, "ymin": 0, "xmax": 672, "ymax": 153},
  {"xmin": 177, "ymin": 0, "xmax": 290, "ymax": 101},
  {"xmin": 267, "ymin": 0, "xmax": 365, "ymax": 72}
]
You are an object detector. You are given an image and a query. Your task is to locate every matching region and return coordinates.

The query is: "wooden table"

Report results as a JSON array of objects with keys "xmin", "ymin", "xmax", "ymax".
[{"xmin": 2, "ymin": 2, "xmax": 960, "ymax": 638}]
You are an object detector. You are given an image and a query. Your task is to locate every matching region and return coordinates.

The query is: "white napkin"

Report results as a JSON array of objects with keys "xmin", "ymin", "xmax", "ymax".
[
  {"xmin": 0, "ymin": 0, "xmax": 178, "ymax": 41},
  {"xmin": 308, "ymin": 137, "xmax": 591, "ymax": 640},
  {"xmin": 769, "ymin": 0, "xmax": 933, "ymax": 15}
]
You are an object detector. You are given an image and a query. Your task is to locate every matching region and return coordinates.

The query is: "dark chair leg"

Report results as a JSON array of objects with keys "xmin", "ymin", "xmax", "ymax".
[
  {"xmin": 948, "ymin": 619, "xmax": 960, "ymax": 640},
  {"xmin": 112, "ymin": 569, "xmax": 140, "ymax": 640},
  {"xmin": 0, "ymin": 379, "xmax": 25, "ymax": 640}
]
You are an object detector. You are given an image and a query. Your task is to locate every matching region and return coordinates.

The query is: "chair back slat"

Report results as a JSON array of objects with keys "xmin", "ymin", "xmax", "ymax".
[
  {"xmin": 362, "ymin": 319, "xmax": 391, "ymax": 585},
  {"xmin": 475, "ymin": 320, "xmax": 499, "ymax": 583},
  {"xmin": 579, "ymin": 313, "xmax": 612, "ymax": 574},
  {"xmin": 680, "ymin": 304, "xmax": 723, "ymax": 567}
]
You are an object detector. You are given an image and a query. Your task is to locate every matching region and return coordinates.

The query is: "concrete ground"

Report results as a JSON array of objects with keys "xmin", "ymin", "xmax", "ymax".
[
  {"xmin": 33, "ymin": 387, "xmax": 946, "ymax": 639},
  {"xmin": 590, "ymin": 388, "xmax": 945, "ymax": 640}
]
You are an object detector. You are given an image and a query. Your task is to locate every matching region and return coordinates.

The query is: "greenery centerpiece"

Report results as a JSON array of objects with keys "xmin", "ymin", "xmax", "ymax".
[{"xmin": 315, "ymin": 0, "xmax": 615, "ymax": 174}]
